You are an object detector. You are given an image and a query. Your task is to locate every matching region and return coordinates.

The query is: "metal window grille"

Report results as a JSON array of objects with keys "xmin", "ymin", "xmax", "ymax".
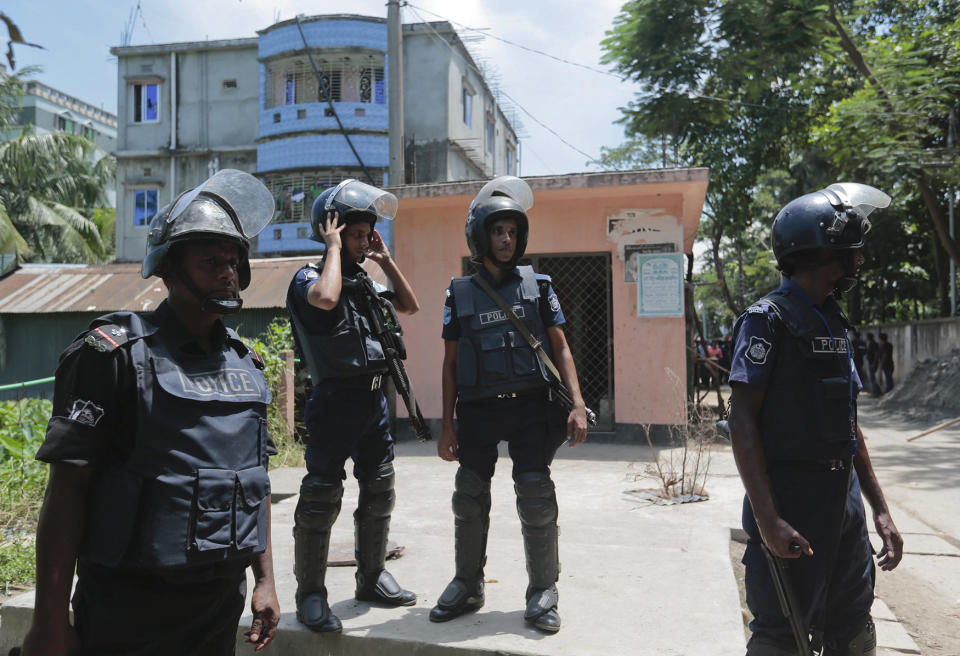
[
  {"xmin": 462, "ymin": 253, "xmax": 614, "ymax": 429},
  {"xmin": 266, "ymin": 56, "xmax": 385, "ymax": 109}
]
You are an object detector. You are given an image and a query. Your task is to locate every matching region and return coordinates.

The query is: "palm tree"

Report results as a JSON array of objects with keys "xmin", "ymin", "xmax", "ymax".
[{"xmin": 0, "ymin": 68, "xmax": 115, "ymax": 265}]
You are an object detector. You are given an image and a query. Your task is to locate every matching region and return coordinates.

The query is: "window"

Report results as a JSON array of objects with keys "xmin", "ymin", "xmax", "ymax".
[
  {"xmin": 486, "ymin": 113, "xmax": 495, "ymax": 153},
  {"xmin": 507, "ymin": 146, "xmax": 516, "ymax": 175},
  {"xmin": 133, "ymin": 83, "xmax": 159, "ymax": 123},
  {"xmin": 462, "ymin": 87, "xmax": 473, "ymax": 126},
  {"xmin": 222, "ymin": 79, "xmax": 238, "ymax": 89},
  {"xmin": 134, "ymin": 189, "xmax": 159, "ymax": 226},
  {"xmin": 264, "ymin": 55, "xmax": 385, "ymax": 108},
  {"xmin": 56, "ymin": 115, "xmax": 75, "ymax": 134},
  {"xmin": 83, "ymin": 125, "xmax": 95, "ymax": 140},
  {"xmin": 297, "ymin": 226, "xmax": 308, "ymax": 239}
]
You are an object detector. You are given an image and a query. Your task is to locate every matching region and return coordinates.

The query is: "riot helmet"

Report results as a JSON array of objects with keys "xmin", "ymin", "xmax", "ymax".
[
  {"xmin": 772, "ymin": 182, "xmax": 889, "ymax": 290},
  {"xmin": 141, "ymin": 169, "xmax": 275, "ymax": 314},
  {"xmin": 310, "ymin": 179, "xmax": 398, "ymax": 242},
  {"xmin": 466, "ymin": 176, "xmax": 533, "ymax": 269}
]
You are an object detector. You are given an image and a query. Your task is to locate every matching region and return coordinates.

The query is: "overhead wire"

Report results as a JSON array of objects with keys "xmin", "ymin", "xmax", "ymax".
[{"xmin": 403, "ymin": 3, "xmax": 601, "ymax": 166}]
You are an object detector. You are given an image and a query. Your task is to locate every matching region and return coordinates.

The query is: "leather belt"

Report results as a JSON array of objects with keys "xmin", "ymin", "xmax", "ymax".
[{"xmin": 327, "ymin": 373, "xmax": 384, "ymax": 390}]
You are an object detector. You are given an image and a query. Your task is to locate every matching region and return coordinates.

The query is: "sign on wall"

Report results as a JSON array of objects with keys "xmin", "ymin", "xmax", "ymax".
[{"xmin": 636, "ymin": 253, "xmax": 684, "ymax": 317}]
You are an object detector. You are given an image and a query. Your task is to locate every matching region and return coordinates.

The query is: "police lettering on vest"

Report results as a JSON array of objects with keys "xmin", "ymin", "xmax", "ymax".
[
  {"xmin": 78, "ymin": 312, "xmax": 272, "ymax": 569},
  {"xmin": 734, "ymin": 287, "xmax": 857, "ymax": 461},
  {"xmin": 450, "ymin": 266, "xmax": 553, "ymax": 402}
]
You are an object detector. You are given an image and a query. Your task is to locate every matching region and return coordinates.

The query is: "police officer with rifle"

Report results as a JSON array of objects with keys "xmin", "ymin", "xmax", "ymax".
[
  {"xmin": 729, "ymin": 183, "xmax": 904, "ymax": 655},
  {"xmin": 286, "ymin": 179, "xmax": 421, "ymax": 634},
  {"xmin": 430, "ymin": 176, "xmax": 590, "ymax": 633}
]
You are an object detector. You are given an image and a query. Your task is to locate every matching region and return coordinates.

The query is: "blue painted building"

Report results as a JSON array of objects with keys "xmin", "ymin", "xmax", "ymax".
[{"xmin": 112, "ymin": 14, "xmax": 519, "ymax": 263}]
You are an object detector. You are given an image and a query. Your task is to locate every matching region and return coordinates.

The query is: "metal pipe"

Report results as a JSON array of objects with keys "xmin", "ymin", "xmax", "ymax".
[
  {"xmin": 170, "ymin": 51, "xmax": 177, "ymax": 197},
  {"xmin": 387, "ymin": 0, "xmax": 405, "ymax": 185}
]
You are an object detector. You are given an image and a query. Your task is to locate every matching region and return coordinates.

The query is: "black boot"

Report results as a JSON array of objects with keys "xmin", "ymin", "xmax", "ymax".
[
  {"xmin": 354, "ymin": 463, "xmax": 416, "ymax": 606},
  {"xmin": 293, "ymin": 475, "xmax": 343, "ymax": 633},
  {"xmin": 430, "ymin": 467, "xmax": 490, "ymax": 623},
  {"xmin": 515, "ymin": 471, "xmax": 561, "ymax": 633}
]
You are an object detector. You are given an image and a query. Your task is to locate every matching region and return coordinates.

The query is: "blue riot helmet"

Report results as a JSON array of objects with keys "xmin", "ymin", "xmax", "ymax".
[
  {"xmin": 310, "ymin": 179, "xmax": 398, "ymax": 244},
  {"xmin": 772, "ymin": 182, "xmax": 890, "ymax": 289},
  {"xmin": 142, "ymin": 169, "xmax": 276, "ymax": 313},
  {"xmin": 466, "ymin": 176, "xmax": 534, "ymax": 269}
]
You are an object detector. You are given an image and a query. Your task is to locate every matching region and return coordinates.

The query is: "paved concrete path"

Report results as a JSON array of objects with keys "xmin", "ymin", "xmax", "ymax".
[{"xmin": 0, "ymin": 430, "xmax": 922, "ymax": 655}]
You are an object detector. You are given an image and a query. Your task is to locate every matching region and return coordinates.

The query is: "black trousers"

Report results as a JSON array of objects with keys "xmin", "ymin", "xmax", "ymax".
[
  {"xmin": 455, "ymin": 392, "xmax": 566, "ymax": 480},
  {"xmin": 72, "ymin": 563, "xmax": 247, "ymax": 656}
]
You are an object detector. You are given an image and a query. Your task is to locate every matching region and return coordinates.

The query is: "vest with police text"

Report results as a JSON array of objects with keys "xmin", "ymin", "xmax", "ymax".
[
  {"xmin": 747, "ymin": 289, "xmax": 857, "ymax": 461},
  {"xmin": 451, "ymin": 266, "xmax": 553, "ymax": 402},
  {"xmin": 79, "ymin": 311, "xmax": 271, "ymax": 569}
]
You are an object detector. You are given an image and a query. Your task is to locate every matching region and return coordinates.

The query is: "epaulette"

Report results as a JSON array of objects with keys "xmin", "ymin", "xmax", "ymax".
[{"xmin": 83, "ymin": 324, "xmax": 131, "ymax": 353}]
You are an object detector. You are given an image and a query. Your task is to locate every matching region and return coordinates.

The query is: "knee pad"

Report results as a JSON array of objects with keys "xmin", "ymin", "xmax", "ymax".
[
  {"xmin": 358, "ymin": 462, "xmax": 396, "ymax": 519},
  {"xmin": 825, "ymin": 616, "xmax": 876, "ymax": 656},
  {"xmin": 295, "ymin": 474, "xmax": 343, "ymax": 531},
  {"xmin": 453, "ymin": 467, "xmax": 491, "ymax": 522},
  {"xmin": 514, "ymin": 471, "xmax": 557, "ymax": 528}
]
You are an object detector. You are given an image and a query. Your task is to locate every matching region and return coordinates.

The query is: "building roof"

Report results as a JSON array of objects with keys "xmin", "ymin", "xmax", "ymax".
[{"xmin": 0, "ymin": 257, "xmax": 317, "ymax": 314}]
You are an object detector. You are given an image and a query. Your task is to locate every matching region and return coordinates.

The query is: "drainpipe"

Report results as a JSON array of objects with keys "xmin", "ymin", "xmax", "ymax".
[
  {"xmin": 387, "ymin": 0, "xmax": 405, "ymax": 185},
  {"xmin": 169, "ymin": 51, "xmax": 177, "ymax": 197}
]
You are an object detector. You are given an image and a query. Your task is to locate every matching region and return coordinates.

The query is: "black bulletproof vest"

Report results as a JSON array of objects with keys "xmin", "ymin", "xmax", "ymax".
[
  {"xmin": 287, "ymin": 265, "xmax": 389, "ymax": 384},
  {"xmin": 750, "ymin": 289, "xmax": 857, "ymax": 461},
  {"xmin": 451, "ymin": 266, "xmax": 552, "ymax": 402},
  {"xmin": 79, "ymin": 312, "xmax": 271, "ymax": 569}
]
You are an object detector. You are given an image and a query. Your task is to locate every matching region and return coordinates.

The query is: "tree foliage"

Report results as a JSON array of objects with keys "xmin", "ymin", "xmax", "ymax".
[
  {"xmin": 0, "ymin": 71, "xmax": 116, "ymax": 264},
  {"xmin": 602, "ymin": 0, "xmax": 960, "ymax": 329}
]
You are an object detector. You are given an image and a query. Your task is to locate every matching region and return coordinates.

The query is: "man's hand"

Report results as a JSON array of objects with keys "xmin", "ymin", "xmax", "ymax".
[
  {"xmin": 566, "ymin": 405, "xmax": 588, "ymax": 447},
  {"xmin": 874, "ymin": 511, "xmax": 903, "ymax": 571},
  {"xmin": 438, "ymin": 424, "xmax": 458, "ymax": 462},
  {"xmin": 21, "ymin": 621, "xmax": 81, "ymax": 656},
  {"xmin": 319, "ymin": 211, "xmax": 345, "ymax": 250},
  {"xmin": 244, "ymin": 580, "xmax": 280, "ymax": 652},
  {"xmin": 365, "ymin": 229, "xmax": 391, "ymax": 265},
  {"xmin": 757, "ymin": 515, "xmax": 813, "ymax": 559}
]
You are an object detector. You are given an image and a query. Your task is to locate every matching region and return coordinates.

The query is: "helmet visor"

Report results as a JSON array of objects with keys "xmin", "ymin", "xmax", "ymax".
[
  {"xmin": 470, "ymin": 176, "xmax": 533, "ymax": 213},
  {"xmin": 824, "ymin": 183, "xmax": 891, "ymax": 218},
  {"xmin": 167, "ymin": 169, "xmax": 276, "ymax": 240},
  {"xmin": 325, "ymin": 179, "xmax": 398, "ymax": 221}
]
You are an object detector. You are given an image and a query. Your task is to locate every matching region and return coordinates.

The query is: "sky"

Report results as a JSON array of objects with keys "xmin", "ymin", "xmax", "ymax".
[{"xmin": 2, "ymin": 0, "xmax": 639, "ymax": 177}]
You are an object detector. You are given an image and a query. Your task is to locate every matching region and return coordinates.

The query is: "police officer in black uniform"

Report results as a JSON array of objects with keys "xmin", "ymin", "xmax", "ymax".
[
  {"xmin": 286, "ymin": 179, "xmax": 420, "ymax": 633},
  {"xmin": 429, "ymin": 176, "xmax": 588, "ymax": 633},
  {"xmin": 729, "ymin": 183, "xmax": 904, "ymax": 655},
  {"xmin": 22, "ymin": 170, "xmax": 280, "ymax": 656}
]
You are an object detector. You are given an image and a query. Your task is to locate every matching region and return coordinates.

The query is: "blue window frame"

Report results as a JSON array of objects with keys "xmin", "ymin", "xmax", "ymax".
[
  {"xmin": 134, "ymin": 189, "xmax": 158, "ymax": 226},
  {"xmin": 133, "ymin": 83, "xmax": 159, "ymax": 123}
]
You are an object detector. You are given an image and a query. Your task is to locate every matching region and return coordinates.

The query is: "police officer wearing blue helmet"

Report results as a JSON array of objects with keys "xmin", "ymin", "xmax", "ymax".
[
  {"xmin": 429, "ymin": 176, "xmax": 588, "ymax": 633},
  {"xmin": 286, "ymin": 179, "xmax": 420, "ymax": 633},
  {"xmin": 729, "ymin": 183, "xmax": 904, "ymax": 655},
  {"xmin": 23, "ymin": 169, "xmax": 280, "ymax": 655}
]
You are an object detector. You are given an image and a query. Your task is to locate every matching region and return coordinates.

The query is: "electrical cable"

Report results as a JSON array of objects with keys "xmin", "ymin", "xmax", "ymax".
[
  {"xmin": 404, "ymin": 4, "xmax": 601, "ymax": 165},
  {"xmin": 294, "ymin": 15, "xmax": 376, "ymax": 185}
]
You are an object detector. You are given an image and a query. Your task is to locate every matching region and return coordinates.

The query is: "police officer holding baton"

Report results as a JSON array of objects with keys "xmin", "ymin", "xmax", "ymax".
[{"xmin": 729, "ymin": 183, "xmax": 903, "ymax": 655}]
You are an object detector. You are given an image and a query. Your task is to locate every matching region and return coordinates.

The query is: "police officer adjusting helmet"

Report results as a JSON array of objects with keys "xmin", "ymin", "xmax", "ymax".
[
  {"xmin": 466, "ymin": 176, "xmax": 534, "ymax": 269},
  {"xmin": 141, "ymin": 169, "xmax": 276, "ymax": 314},
  {"xmin": 771, "ymin": 182, "xmax": 890, "ymax": 291},
  {"xmin": 310, "ymin": 179, "xmax": 398, "ymax": 257}
]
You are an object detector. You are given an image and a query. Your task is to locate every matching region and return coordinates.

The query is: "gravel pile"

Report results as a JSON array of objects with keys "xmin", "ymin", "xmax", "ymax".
[{"xmin": 878, "ymin": 348, "xmax": 960, "ymax": 421}]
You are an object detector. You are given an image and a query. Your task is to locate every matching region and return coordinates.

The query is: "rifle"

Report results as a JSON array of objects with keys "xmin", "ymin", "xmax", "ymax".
[
  {"xmin": 348, "ymin": 271, "xmax": 433, "ymax": 442},
  {"xmin": 470, "ymin": 273, "xmax": 597, "ymax": 427}
]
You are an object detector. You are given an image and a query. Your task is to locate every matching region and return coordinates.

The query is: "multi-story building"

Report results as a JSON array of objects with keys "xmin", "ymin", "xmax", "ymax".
[
  {"xmin": 110, "ymin": 13, "xmax": 519, "ymax": 262},
  {"xmin": 2, "ymin": 77, "xmax": 118, "ymax": 156}
]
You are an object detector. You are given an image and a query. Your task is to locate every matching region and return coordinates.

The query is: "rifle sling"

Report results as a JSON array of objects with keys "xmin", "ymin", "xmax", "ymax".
[{"xmin": 470, "ymin": 273, "xmax": 563, "ymax": 382}]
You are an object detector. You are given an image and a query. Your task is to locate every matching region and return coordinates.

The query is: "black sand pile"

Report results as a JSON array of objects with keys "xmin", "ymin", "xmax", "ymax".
[{"xmin": 878, "ymin": 348, "xmax": 960, "ymax": 422}]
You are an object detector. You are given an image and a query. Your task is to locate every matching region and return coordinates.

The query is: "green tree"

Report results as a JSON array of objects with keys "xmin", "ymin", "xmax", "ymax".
[{"xmin": 0, "ymin": 71, "xmax": 116, "ymax": 264}]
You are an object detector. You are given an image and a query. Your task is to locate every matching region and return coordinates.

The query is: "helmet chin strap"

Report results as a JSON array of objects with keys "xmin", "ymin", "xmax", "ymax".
[{"xmin": 175, "ymin": 267, "xmax": 243, "ymax": 315}]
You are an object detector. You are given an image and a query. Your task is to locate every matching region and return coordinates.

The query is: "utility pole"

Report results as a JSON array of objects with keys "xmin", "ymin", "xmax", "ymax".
[
  {"xmin": 387, "ymin": 0, "xmax": 404, "ymax": 186},
  {"xmin": 950, "ymin": 105, "xmax": 957, "ymax": 315}
]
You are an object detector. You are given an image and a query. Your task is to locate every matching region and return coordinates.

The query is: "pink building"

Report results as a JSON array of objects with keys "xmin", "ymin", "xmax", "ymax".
[{"xmin": 385, "ymin": 169, "xmax": 708, "ymax": 435}]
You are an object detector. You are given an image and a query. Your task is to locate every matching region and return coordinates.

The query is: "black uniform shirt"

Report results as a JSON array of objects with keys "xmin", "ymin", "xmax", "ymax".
[{"xmin": 37, "ymin": 300, "xmax": 276, "ymax": 467}]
